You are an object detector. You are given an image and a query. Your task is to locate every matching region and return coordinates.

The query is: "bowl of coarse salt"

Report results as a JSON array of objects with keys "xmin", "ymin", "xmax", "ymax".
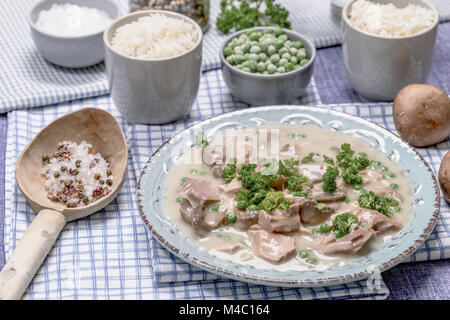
[{"xmin": 29, "ymin": 0, "xmax": 120, "ymax": 68}]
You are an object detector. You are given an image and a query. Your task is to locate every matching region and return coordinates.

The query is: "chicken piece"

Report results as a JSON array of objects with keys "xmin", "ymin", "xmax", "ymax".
[
  {"xmin": 248, "ymin": 229, "xmax": 296, "ymax": 263},
  {"xmin": 216, "ymin": 178, "xmax": 242, "ymax": 194},
  {"xmin": 315, "ymin": 227, "xmax": 375, "ymax": 255},
  {"xmin": 357, "ymin": 208, "xmax": 401, "ymax": 234},
  {"xmin": 298, "ymin": 163, "xmax": 330, "ymax": 183},
  {"xmin": 178, "ymin": 178, "xmax": 220, "ymax": 204},
  {"xmin": 258, "ymin": 203, "xmax": 301, "ymax": 233},
  {"xmin": 280, "ymin": 143, "xmax": 301, "ymax": 158}
]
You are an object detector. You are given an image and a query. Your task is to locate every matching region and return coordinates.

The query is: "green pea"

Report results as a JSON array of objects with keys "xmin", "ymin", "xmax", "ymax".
[
  {"xmin": 248, "ymin": 53, "xmax": 259, "ymax": 61},
  {"xmin": 267, "ymin": 64, "xmax": 277, "ymax": 74},
  {"xmin": 281, "ymin": 52, "xmax": 291, "ymax": 60},
  {"xmin": 226, "ymin": 212, "xmax": 238, "ymax": 223},
  {"xmin": 298, "ymin": 250, "xmax": 309, "ymax": 259},
  {"xmin": 211, "ymin": 203, "xmax": 220, "ymax": 211},
  {"xmin": 342, "ymin": 197, "xmax": 350, "ymax": 203},
  {"xmin": 274, "ymin": 39, "xmax": 284, "ymax": 50},
  {"xmin": 296, "ymin": 49, "xmax": 307, "ymax": 60},
  {"xmin": 226, "ymin": 54, "xmax": 235, "ymax": 65},
  {"xmin": 200, "ymin": 171, "xmax": 207, "ymax": 176},
  {"xmin": 180, "ymin": 177, "xmax": 189, "ymax": 185},
  {"xmin": 256, "ymin": 61, "xmax": 266, "ymax": 72},
  {"xmin": 190, "ymin": 169, "xmax": 198, "ymax": 174},
  {"xmin": 278, "ymin": 58, "xmax": 289, "ymax": 67},
  {"xmin": 274, "ymin": 27, "xmax": 283, "ymax": 36},
  {"xmin": 285, "ymin": 62, "xmax": 294, "ymax": 71},
  {"xmin": 278, "ymin": 47, "xmax": 288, "ymax": 55},
  {"xmin": 287, "ymin": 133, "xmax": 295, "ymax": 138},
  {"xmin": 381, "ymin": 166, "xmax": 389, "ymax": 172},
  {"xmin": 234, "ymin": 54, "xmax": 245, "ymax": 64},
  {"xmin": 316, "ymin": 203, "xmax": 328, "ymax": 211},
  {"xmin": 250, "ymin": 46, "xmax": 261, "ymax": 54},
  {"xmin": 277, "ymin": 66, "xmax": 286, "ymax": 73},
  {"xmin": 247, "ymin": 204, "xmax": 260, "ymax": 211},
  {"xmin": 390, "ymin": 183, "xmax": 399, "ymax": 190},
  {"xmin": 306, "ymin": 257, "xmax": 318, "ymax": 264},
  {"xmin": 353, "ymin": 184, "xmax": 362, "ymax": 191},
  {"xmin": 258, "ymin": 52, "xmax": 268, "ymax": 62},
  {"xmin": 236, "ymin": 200, "xmax": 248, "ymax": 210},
  {"xmin": 290, "ymin": 56, "xmax": 298, "ymax": 64},
  {"xmin": 278, "ymin": 34, "xmax": 288, "ymax": 41},
  {"xmin": 300, "ymin": 58, "xmax": 309, "ymax": 66},
  {"xmin": 385, "ymin": 172, "xmax": 396, "ymax": 178},
  {"xmin": 270, "ymin": 54, "xmax": 280, "ymax": 64},
  {"xmin": 319, "ymin": 223, "xmax": 331, "ymax": 233},
  {"xmin": 234, "ymin": 46, "xmax": 243, "ymax": 55},
  {"xmin": 267, "ymin": 45, "xmax": 277, "ymax": 56},
  {"xmin": 284, "ymin": 40, "xmax": 292, "ymax": 48},
  {"xmin": 242, "ymin": 67, "xmax": 251, "ymax": 73},
  {"xmin": 176, "ymin": 197, "xmax": 183, "ymax": 203},
  {"xmin": 242, "ymin": 43, "xmax": 251, "ymax": 53},
  {"xmin": 223, "ymin": 47, "xmax": 232, "ymax": 57},
  {"xmin": 294, "ymin": 41, "xmax": 304, "ymax": 49},
  {"xmin": 249, "ymin": 32, "xmax": 259, "ymax": 41}
]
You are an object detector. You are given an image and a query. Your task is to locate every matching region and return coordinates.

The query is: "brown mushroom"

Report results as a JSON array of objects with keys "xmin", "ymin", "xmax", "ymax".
[
  {"xmin": 439, "ymin": 151, "xmax": 450, "ymax": 203},
  {"xmin": 393, "ymin": 84, "xmax": 450, "ymax": 147}
]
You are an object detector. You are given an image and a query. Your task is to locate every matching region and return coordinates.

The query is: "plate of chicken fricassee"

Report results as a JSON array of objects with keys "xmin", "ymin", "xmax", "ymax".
[{"xmin": 137, "ymin": 106, "xmax": 440, "ymax": 287}]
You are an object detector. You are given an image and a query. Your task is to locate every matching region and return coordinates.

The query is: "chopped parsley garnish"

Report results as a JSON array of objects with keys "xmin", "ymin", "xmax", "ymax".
[
  {"xmin": 221, "ymin": 158, "xmax": 237, "ymax": 183},
  {"xmin": 336, "ymin": 143, "xmax": 370, "ymax": 186},
  {"xmin": 216, "ymin": 0, "xmax": 291, "ymax": 34},
  {"xmin": 358, "ymin": 190, "xmax": 399, "ymax": 218},
  {"xmin": 321, "ymin": 166, "xmax": 339, "ymax": 194},
  {"xmin": 332, "ymin": 213, "xmax": 359, "ymax": 238},
  {"xmin": 301, "ymin": 152, "xmax": 319, "ymax": 164},
  {"xmin": 194, "ymin": 132, "xmax": 209, "ymax": 148},
  {"xmin": 323, "ymin": 155, "xmax": 335, "ymax": 165},
  {"xmin": 260, "ymin": 191, "xmax": 290, "ymax": 211}
]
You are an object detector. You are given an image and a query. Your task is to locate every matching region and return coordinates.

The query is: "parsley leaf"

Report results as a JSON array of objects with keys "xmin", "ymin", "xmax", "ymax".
[
  {"xmin": 332, "ymin": 213, "xmax": 359, "ymax": 238},
  {"xmin": 221, "ymin": 158, "xmax": 237, "ymax": 183},
  {"xmin": 301, "ymin": 152, "xmax": 319, "ymax": 164},
  {"xmin": 321, "ymin": 166, "xmax": 339, "ymax": 194},
  {"xmin": 260, "ymin": 191, "xmax": 290, "ymax": 211},
  {"xmin": 216, "ymin": 0, "xmax": 291, "ymax": 34},
  {"xmin": 336, "ymin": 144, "xmax": 370, "ymax": 186},
  {"xmin": 358, "ymin": 190, "xmax": 399, "ymax": 218}
]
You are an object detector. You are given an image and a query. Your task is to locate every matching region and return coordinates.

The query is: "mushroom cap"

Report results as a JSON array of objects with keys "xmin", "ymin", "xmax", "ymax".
[
  {"xmin": 393, "ymin": 84, "xmax": 450, "ymax": 147},
  {"xmin": 439, "ymin": 151, "xmax": 450, "ymax": 203}
]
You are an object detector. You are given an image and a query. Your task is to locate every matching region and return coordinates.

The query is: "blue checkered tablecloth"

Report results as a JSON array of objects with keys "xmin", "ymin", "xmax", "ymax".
[
  {"xmin": 4, "ymin": 72, "xmax": 393, "ymax": 300},
  {"xmin": 3, "ymin": 68, "xmax": 449, "ymax": 299},
  {"xmin": 3, "ymin": 0, "xmax": 450, "ymax": 114}
]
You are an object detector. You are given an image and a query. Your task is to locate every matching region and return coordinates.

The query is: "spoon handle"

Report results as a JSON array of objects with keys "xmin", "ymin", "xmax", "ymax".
[{"xmin": 0, "ymin": 209, "xmax": 66, "ymax": 300}]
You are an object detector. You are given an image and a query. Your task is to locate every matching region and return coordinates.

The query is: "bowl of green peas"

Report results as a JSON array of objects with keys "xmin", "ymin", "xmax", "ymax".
[{"xmin": 220, "ymin": 26, "xmax": 316, "ymax": 106}]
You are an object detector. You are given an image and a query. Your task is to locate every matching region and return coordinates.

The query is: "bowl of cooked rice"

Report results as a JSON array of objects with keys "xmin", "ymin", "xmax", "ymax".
[
  {"xmin": 342, "ymin": 0, "xmax": 439, "ymax": 101},
  {"xmin": 103, "ymin": 10, "xmax": 203, "ymax": 124}
]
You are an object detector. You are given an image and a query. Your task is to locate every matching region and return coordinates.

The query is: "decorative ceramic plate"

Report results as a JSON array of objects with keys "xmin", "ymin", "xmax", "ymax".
[{"xmin": 137, "ymin": 105, "xmax": 440, "ymax": 287}]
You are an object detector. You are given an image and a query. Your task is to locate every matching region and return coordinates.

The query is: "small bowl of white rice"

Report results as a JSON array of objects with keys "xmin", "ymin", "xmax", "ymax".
[
  {"xmin": 29, "ymin": 0, "xmax": 120, "ymax": 68},
  {"xmin": 103, "ymin": 10, "xmax": 203, "ymax": 124},
  {"xmin": 342, "ymin": 0, "xmax": 439, "ymax": 101}
]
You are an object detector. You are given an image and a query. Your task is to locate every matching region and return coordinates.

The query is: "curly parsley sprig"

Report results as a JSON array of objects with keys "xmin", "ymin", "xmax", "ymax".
[{"xmin": 216, "ymin": 0, "xmax": 291, "ymax": 34}]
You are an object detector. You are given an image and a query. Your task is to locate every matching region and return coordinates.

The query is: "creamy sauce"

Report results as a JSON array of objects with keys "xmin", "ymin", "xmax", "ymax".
[{"xmin": 163, "ymin": 125, "xmax": 413, "ymax": 270}]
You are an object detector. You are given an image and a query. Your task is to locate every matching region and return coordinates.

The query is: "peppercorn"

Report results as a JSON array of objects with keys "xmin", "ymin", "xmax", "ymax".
[
  {"xmin": 64, "ymin": 180, "xmax": 72, "ymax": 187},
  {"xmin": 61, "ymin": 166, "xmax": 67, "ymax": 172},
  {"xmin": 72, "ymin": 169, "xmax": 79, "ymax": 175},
  {"xmin": 75, "ymin": 160, "xmax": 81, "ymax": 168},
  {"xmin": 106, "ymin": 179, "xmax": 113, "ymax": 186},
  {"xmin": 106, "ymin": 170, "xmax": 112, "ymax": 176},
  {"xmin": 54, "ymin": 172, "xmax": 60, "ymax": 178},
  {"xmin": 94, "ymin": 173, "xmax": 101, "ymax": 180},
  {"xmin": 99, "ymin": 180, "xmax": 104, "ymax": 185}
]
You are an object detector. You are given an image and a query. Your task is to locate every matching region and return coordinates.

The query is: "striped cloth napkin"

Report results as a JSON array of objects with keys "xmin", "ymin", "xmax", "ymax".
[
  {"xmin": 3, "ymin": 71, "xmax": 391, "ymax": 299},
  {"xmin": 3, "ymin": 0, "xmax": 450, "ymax": 113}
]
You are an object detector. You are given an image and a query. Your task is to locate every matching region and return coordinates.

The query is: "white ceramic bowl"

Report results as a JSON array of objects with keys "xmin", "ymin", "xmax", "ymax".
[
  {"xmin": 29, "ymin": 0, "xmax": 120, "ymax": 68},
  {"xmin": 342, "ymin": 0, "xmax": 439, "ymax": 101},
  {"xmin": 103, "ymin": 10, "xmax": 203, "ymax": 124}
]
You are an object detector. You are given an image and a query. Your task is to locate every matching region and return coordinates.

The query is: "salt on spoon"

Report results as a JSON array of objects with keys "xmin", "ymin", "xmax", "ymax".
[
  {"xmin": 36, "ymin": 3, "xmax": 113, "ymax": 37},
  {"xmin": 0, "ymin": 108, "xmax": 128, "ymax": 300}
]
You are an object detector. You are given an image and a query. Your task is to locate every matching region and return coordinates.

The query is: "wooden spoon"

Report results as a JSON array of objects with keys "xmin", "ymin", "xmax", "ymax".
[{"xmin": 0, "ymin": 108, "xmax": 128, "ymax": 299}]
